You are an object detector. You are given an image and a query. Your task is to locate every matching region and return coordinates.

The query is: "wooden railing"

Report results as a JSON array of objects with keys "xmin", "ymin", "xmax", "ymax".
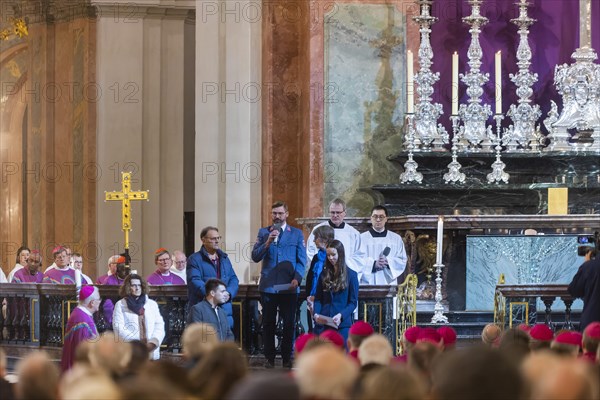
[
  {"xmin": 0, "ymin": 283, "xmax": 398, "ymax": 355},
  {"xmin": 494, "ymin": 282, "xmax": 576, "ymax": 330}
]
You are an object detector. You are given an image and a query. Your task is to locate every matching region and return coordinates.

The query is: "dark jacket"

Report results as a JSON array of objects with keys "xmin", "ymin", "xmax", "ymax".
[
  {"xmin": 188, "ymin": 299, "xmax": 235, "ymax": 342},
  {"xmin": 314, "ymin": 268, "xmax": 359, "ymax": 329},
  {"xmin": 305, "ymin": 249, "xmax": 327, "ymax": 297},
  {"xmin": 568, "ymin": 258, "xmax": 600, "ymax": 331},
  {"xmin": 187, "ymin": 247, "xmax": 239, "ymax": 328}
]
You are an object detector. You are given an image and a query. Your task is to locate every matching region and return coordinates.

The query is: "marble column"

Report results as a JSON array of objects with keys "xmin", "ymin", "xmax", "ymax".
[
  {"xmin": 195, "ymin": 0, "xmax": 262, "ymax": 282},
  {"xmin": 94, "ymin": 1, "xmax": 194, "ymax": 275}
]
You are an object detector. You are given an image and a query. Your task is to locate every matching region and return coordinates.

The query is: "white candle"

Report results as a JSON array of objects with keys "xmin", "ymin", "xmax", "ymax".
[
  {"xmin": 436, "ymin": 215, "xmax": 444, "ymax": 265},
  {"xmin": 452, "ymin": 52, "xmax": 459, "ymax": 115},
  {"xmin": 495, "ymin": 51, "xmax": 502, "ymax": 114},
  {"xmin": 407, "ymin": 50, "xmax": 414, "ymax": 114}
]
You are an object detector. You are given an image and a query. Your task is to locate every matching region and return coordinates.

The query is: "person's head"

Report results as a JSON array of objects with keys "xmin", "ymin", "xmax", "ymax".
[
  {"xmin": 357, "ymin": 364, "xmax": 427, "ymax": 400},
  {"xmin": 182, "ymin": 323, "xmax": 219, "ymax": 360},
  {"xmin": 63, "ymin": 245, "xmax": 72, "ymax": 261},
  {"xmin": 26, "ymin": 250, "xmax": 42, "ymax": 273},
  {"xmin": 481, "ymin": 323, "xmax": 502, "ymax": 346},
  {"xmin": 313, "ymin": 225, "xmax": 335, "ymax": 251},
  {"xmin": 295, "ymin": 345, "xmax": 358, "ymax": 399},
  {"xmin": 16, "ymin": 245, "xmax": 30, "ymax": 265},
  {"xmin": 401, "ymin": 326, "xmax": 421, "ymax": 353},
  {"xmin": 154, "ymin": 248, "xmax": 172, "ymax": 273},
  {"xmin": 59, "ymin": 366, "xmax": 120, "ymax": 400},
  {"xmin": 189, "ymin": 343, "xmax": 248, "ymax": 400},
  {"xmin": 173, "ymin": 250, "xmax": 187, "ymax": 271},
  {"xmin": 437, "ymin": 326, "xmax": 457, "ymax": 350},
  {"xmin": 115, "ymin": 257, "xmax": 130, "ymax": 280},
  {"xmin": 53, "ymin": 246, "xmax": 69, "ymax": 268},
  {"xmin": 358, "ymin": 334, "xmax": 393, "ymax": 366},
  {"xmin": 205, "ymin": 278, "xmax": 228, "ymax": 305},
  {"xmin": 322, "ymin": 240, "xmax": 349, "ymax": 292},
  {"xmin": 107, "ymin": 255, "xmax": 120, "ymax": 275},
  {"xmin": 15, "ymin": 351, "xmax": 60, "ymax": 400},
  {"xmin": 79, "ymin": 286, "xmax": 101, "ymax": 313},
  {"xmin": 583, "ymin": 322, "xmax": 600, "ymax": 355},
  {"xmin": 431, "ymin": 345, "xmax": 526, "ymax": 400},
  {"xmin": 499, "ymin": 328, "xmax": 531, "ymax": 364},
  {"xmin": 408, "ymin": 341, "xmax": 442, "ymax": 388},
  {"xmin": 370, "ymin": 205, "xmax": 389, "ymax": 232},
  {"xmin": 328, "ymin": 198, "xmax": 347, "ymax": 226},
  {"xmin": 226, "ymin": 372, "xmax": 301, "ymax": 400},
  {"xmin": 348, "ymin": 321, "xmax": 375, "ymax": 351},
  {"xmin": 271, "ymin": 201, "xmax": 289, "ymax": 225},
  {"xmin": 120, "ymin": 273, "xmax": 149, "ymax": 298},
  {"xmin": 529, "ymin": 323, "xmax": 554, "ymax": 351},
  {"xmin": 201, "ymin": 226, "xmax": 221, "ymax": 254},
  {"xmin": 89, "ymin": 332, "xmax": 132, "ymax": 378},
  {"xmin": 551, "ymin": 331, "xmax": 582, "ymax": 357},
  {"xmin": 72, "ymin": 253, "xmax": 83, "ymax": 271}
]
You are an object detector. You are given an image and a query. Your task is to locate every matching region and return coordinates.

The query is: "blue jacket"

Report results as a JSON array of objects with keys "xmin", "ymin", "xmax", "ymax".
[
  {"xmin": 251, "ymin": 224, "xmax": 306, "ymax": 294},
  {"xmin": 187, "ymin": 247, "xmax": 239, "ymax": 328},
  {"xmin": 314, "ymin": 268, "xmax": 359, "ymax": 329},
  {"xmin": 188, "ymin": 300, "xmax": 235, "ymax": 342}
]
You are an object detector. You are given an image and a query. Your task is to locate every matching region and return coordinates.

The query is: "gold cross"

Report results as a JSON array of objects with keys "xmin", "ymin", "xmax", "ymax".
[{"xmin": 105, "ymin": 172, "xmax": 149, "ymax": 250}]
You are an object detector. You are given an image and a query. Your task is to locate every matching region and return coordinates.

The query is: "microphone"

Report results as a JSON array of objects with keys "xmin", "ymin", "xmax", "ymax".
[
  {"xmin": 379, "ymin": 246, "xmax": 391, "ymax": 258},
  {"xmin": 272, "ymin": 222, "xmax": 282, "ymax": 244}
]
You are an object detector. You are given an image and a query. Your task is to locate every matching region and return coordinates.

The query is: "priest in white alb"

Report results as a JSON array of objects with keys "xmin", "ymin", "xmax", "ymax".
[{"xmin": 360, "ymin": 205, "xmax": 407, "ymax": 285}]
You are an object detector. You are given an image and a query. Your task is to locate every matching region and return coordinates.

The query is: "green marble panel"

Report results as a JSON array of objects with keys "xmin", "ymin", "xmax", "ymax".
[{"xmin": 324, "ymin": 3, "xmax": 407, "ymax": 216}]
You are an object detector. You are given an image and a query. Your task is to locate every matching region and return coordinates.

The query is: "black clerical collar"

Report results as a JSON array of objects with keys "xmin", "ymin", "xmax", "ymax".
[
  {"xmin": 328, "ymin": 220, "xmax": 346, "ymax": 229},
  {"xmin": 369, "ymin": 228, "xmax": 388, "ymax": 237}
]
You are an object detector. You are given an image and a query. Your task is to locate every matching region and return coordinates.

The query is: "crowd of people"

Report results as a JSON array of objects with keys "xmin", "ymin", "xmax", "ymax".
[
  {"xmin": 1, "ymin": 198, "xmax": 599, "ymax": 399},
  {"xmin": 1, "ymin": 319, "xmax": 599, "ymax": 399}
]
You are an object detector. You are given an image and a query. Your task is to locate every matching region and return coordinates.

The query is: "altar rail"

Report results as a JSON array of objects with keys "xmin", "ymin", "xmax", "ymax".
[
  {"xmin": 0, "ymin": 284, "xmax": 397, "ymax": 355},
  {"xmin": 493, "ymin": 283, "xmax": 575, "ymax": 330}
]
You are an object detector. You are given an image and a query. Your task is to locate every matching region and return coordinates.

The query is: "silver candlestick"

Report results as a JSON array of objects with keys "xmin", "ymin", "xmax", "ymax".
[
  {"xmin": 504, "ymin": 0, "xmax": 541, "ymax": 151},
  {"xmin": 431, "ymin": 262, "xmax": 448, "ymax": 324},
  {"xmin": 413, "ymin": 0, "xmax": 448, "ymax": 152},
  {"xmin": 444, "ymin": 115, "xmax": 466, "ymax": 183},
  {"xmin": 487, "ymin": 114, "xmax": 510, "ymax": 183},
  {"xmin": 457, "ymin": 0, "xmax": 494, "ymax": 152},
  {"xmin": 400, "ymin": 114, "xmax": 424, "ymax": 183},
  {"xmin": 546, "ymin": 0, "xmax": 600, "ymax": 151}
]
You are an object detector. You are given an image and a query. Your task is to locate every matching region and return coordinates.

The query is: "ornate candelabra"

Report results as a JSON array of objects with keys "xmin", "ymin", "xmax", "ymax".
[
  {"xmin": 431, "ymin": 262, "xmax": 448, "ymax": 324},
  {"xmin": 487, "ymin": 114, "xmax": 510, "ymax": 183},
  {"xmin": 456, "ymin": 0, "xmax": 494, "ymax": 152},
  {"xmin": 504, "ymin": 0, "xmax": 542, "ymax": 152},
  {"xmin": 412, "ymin": 0, "xmax": 448, "ymax": 151},
  {"xmin": 544, "ymin": 0, "xmax": 600, "ymax": 151},
  {"xmin": 400, "ymin": 114, "xmax": 424, "ymax": 183},
  {"xmin": 444, "ymin": 116, "xmax": 466, "ymax": 183}
]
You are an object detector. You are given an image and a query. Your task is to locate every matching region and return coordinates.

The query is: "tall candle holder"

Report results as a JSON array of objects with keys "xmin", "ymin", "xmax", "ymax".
[
  {"xmin": 444, "ymin": 116, "xmax": 466, "ymax": 183},
  {"xmin": 431, "ymin": 263, "xmax": 448, "ymax": 324},
  {"xmin": 487, "ymin": 114, "xmax": 510, "ymax": 183},
  {"xmin": 504, "ymin": 0, "xmax": 541, "ymax": 151},
  {"xmin": 412, "ymin": 0, "xmax": 448, "ymax": 152},
  {"xmin": 400, "ymin": 114, "xmax": 424, "ymax": 184},
  {"xmin": 456, "ymin": 0, "xmax": 494, "ymax": 152}
]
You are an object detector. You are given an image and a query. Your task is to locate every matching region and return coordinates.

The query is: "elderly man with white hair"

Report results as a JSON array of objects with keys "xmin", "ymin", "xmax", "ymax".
[
  {"xmin": 96, "ymin": 255, "xmax": 121, "ymax": 284},
  {"xmin": 61, "ymin": 286, "xmax": 101, "ymax": 371}
]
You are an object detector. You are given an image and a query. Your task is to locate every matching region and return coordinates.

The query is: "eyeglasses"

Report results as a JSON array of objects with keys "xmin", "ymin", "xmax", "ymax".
[
  {"xmin": 157, "ymin": 258, "xmax": 171, "ymax": 263},
  {"xmin": 371, "ymin": 215, "xmax": 387, "ymax": 220},
  {"xmin": 130, "ymin": 284, "xmax": 142, "ymax": 288},
  {"xmin": 175, "ymin": 261, "xmax": 186, "ymax": 265}
]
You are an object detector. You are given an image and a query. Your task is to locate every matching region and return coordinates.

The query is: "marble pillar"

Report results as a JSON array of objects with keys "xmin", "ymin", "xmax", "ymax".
[
  {"xmin": 195, "ymin": 0, "xmax": 262, "ymax": 282},
  {"xmin": 95, "ymin": 1, "xmax": 193, "ymax": 276}
]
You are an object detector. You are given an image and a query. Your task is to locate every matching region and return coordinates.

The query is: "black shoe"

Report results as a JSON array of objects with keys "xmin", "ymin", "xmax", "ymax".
[
  {"xmin": 282, "ymin": 360, "xmax": 293, "ymax": 369},
  {"xmin": 264, "ymin": 360, "xmax": 275, "ymax": 369}
]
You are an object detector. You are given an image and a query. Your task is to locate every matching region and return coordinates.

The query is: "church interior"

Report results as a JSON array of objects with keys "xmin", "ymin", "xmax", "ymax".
[{"xmin": 1, "ymin": 0, "xmax": 600, "ymax": 398}]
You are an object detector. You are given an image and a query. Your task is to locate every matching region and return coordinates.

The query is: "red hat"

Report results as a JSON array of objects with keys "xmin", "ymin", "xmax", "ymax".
[
  {"xmin": 116, "ymin": 256, "xmax": 126, "ymax": 264},
  {"xmin": 583, "ymin": 322, "xmax": 600, "ymax": 339},
  {"xmin": 529, "ymin": 324, "xmax": 554, "ymax": 342},
  {"xmin": 349, "ymin": 321, "xmax": 374, "ymax": 337},
  {"xmin": 319, "ymin": 330, "xmax": 345, "ymax": 349},
  {"xmin": 295, "ymin": 333, "xmax": 317, "ymax": 354},
  {"xmin": 517, "ymin": 324, "xmax": 532, "ymax": 333},
  {"xmin": 79, "ymin": 286, "xmax": 97, "ymax": 302},
  {"xmin": 554, "ymin": 331, "xmax": 583, "ymax": 347},
  {"xmin": 437, "ymin": 326, "xmax": 457, "ymax": 346},
  {"xmin": 155, "ymin": 247, "xmax": 168, "ymax": 254},
  {"xmin": 52, "ymin": 246, "xmax": 66, "ymax": 254},
  {"xmin": 417, "ymin": 327, "xmax": 442, "ymax": 344},
  {"xmin": 404, "ymin": 326, "xmax": 421, "ymax": 344}
]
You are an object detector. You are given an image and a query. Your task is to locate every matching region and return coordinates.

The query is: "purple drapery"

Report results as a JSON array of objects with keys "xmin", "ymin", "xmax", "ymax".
[{"xmin": 428, "ymin": 0, "xmax": 600, "ymax": 134}]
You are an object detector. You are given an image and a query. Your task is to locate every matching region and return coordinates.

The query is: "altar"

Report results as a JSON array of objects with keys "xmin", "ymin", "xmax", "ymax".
[{"xmin": 466, "ymin": 235, "xmax": 585, "ymax": 311}]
